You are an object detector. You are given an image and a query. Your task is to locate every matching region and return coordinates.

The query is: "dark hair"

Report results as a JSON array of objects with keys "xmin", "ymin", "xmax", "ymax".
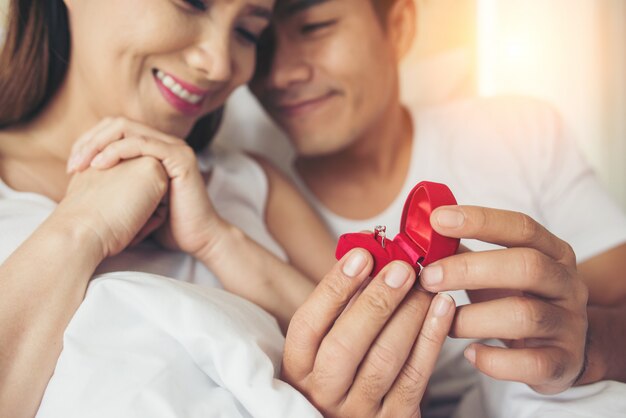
[
  {"xmin": 0, "ymin": 0, "xmax": 220, "ymax": 151},
  {"xmin": 373, "ymin": 0, "xmax": 400, "ymax": 26}
]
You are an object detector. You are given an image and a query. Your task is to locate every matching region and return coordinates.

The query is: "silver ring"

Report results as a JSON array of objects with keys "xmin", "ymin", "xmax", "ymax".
[
  {"xmin": 374, "ymin": 225, "xmax": 387, "ymax": 248},
  {"xmin": 416, "ymin": 261, "xmax": 424, "ymax": 276},
  {"xmin": 416, "ymin": 256, "xmax": 425, "ymax": 277}
]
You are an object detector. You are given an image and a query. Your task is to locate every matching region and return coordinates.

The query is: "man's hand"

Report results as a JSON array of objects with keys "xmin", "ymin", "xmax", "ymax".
[
  {"xmin": 283, "ymin": 249, "xmax": 455, "ymax": 417},
  {"xmin": 421, "ymin": 205, "xmax": 589, "ymax": 395}
]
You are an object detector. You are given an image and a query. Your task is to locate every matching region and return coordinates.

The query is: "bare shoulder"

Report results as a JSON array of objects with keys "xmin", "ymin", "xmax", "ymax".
[
  {"xmin": 246, "ymin": 152, "xmax": 293, "ymax": 189},
  {"xmin": 0, "ymin": 130, "xmax": 20, "ymax": 174},
  {"xmin": 0, "ymin": 128, "xmax": 29, "ymax": 158},
  {"xmin": 248, "ymin": 152, "xmax": 280, "ymax": 175}
]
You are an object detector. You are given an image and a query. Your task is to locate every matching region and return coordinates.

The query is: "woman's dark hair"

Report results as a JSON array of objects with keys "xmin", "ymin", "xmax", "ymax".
[{"xmin": 0, "ymin": 0, "xmax": 221, "ymax": 151}]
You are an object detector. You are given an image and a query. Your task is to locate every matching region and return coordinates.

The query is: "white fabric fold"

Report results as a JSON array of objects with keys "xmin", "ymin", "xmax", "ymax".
[{"xmin": 36, "ymin": 272, "xmax": 321, "ymax": 418}]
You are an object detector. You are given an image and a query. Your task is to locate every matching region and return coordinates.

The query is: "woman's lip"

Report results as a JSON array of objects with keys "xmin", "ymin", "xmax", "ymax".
[
  {"xmin": 275, "ymin": 93, "xmax": 336, "ymax": 117},
  {"xmin": 153, "ymin": 72, "xmax": 204, "ymax": 116},
  {"xmin": 155, "ymin": 69, "xmax": 211, "ymax": 95}
]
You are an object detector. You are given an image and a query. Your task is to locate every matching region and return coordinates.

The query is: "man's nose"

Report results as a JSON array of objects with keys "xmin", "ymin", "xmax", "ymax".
[{"xmin": 266, "ymin": 39, "xmax": 313, "ymax": 90}]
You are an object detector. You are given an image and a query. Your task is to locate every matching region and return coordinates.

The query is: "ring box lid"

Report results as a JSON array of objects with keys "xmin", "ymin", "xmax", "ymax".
[{"xmin": 394, "ymin": 181, "xmax": 459, "ymax": 266}]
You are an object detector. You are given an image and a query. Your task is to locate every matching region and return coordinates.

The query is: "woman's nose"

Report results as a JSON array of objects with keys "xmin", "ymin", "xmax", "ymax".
[{"xmin": 185, "ymin": 31, "xmax": 233, "ymax": 82}]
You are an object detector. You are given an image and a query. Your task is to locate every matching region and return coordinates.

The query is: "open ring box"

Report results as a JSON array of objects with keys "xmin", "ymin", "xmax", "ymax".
[{"xmin": 335, "ymin": 181, "xmax": 461, "ymax": 277}]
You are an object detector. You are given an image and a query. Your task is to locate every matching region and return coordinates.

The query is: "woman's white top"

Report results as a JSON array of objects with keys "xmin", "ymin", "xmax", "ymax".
[{"xmin": 0, "ymin": 147, "xmax": 287, "ymax": 286}]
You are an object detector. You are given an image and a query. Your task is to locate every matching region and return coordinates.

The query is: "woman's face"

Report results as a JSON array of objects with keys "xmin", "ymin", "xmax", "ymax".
[{"xmin": 66, "ymin": 0, "xmax": 273, "ymax": 137}]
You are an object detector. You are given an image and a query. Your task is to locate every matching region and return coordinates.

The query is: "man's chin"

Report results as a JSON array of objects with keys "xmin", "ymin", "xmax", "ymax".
[{"xmin": 291, "ymin": 135, "xmax": 350, "ymax": 158}]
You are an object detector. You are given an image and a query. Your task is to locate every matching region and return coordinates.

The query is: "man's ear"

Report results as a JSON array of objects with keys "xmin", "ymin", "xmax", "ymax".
[{"xmin": 386, "ymin": 0, "xmax": 417, "ymax": 62}]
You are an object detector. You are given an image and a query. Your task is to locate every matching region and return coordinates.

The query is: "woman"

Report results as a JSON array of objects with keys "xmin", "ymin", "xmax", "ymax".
[{"xmin": 0, "ymin": 1, "xmax": 454, "ymax": 417}]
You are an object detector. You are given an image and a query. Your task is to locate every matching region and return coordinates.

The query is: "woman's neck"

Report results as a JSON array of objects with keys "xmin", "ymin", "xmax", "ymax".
[
  {"xmin": 23, "ymin": 67, "xmax": 103, "ymax": 162},
  {"xmin": 0, "ymin": 69, "xmax": 103, "ymax": 200}
]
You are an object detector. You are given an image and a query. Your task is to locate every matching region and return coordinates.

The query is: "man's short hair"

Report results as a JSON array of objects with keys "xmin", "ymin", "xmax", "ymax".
[{"xmin": 373, "ymin": 0, "xmax": 399, "ymax": 20}]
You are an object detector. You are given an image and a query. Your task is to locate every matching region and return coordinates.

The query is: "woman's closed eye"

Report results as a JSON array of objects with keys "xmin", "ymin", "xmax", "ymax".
[
  {"xmin": 301, "ymin": 20, "xmax": 337, "ymax": 36},
  {"xmin": 182, "ymin": 0, "xmax": 207, "ymax": 11},
  {"xmin": 236, "ymin": 27, "xmax": 262, "ymax": 45}
]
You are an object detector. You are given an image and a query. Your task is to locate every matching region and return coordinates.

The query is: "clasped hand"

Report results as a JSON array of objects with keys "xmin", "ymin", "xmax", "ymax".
[{"xmin": 66, "ymin": 117, "xmax": 223, "ymax": 257}]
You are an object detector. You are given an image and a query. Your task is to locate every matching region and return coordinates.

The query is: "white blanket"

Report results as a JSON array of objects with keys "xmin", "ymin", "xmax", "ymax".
[
  {"xmin": 36, "ymin": 273, "xmax": 321, "ymax": 418},
  {"xmin": 454, "ymin": 361, "xmax": 626, "ymax": 418}
]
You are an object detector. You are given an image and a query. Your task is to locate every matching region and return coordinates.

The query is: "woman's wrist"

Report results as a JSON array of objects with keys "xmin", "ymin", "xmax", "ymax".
[
  {"xmin": 193, "ymin": 218, "xmax": 244, "ymax": 268},
  {"xmin": 45, "ymin": 207, "xmax": 108, "ymax": 268}
]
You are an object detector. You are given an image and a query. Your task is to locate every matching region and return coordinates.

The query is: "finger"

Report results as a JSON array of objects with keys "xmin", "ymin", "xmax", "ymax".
[
  {"xmin": 349, "ymin": 288, "xmax": 434, "ymax": 405},
  {"xmin": 90, "ymin": 136, "xmax": 187, "ymax": 174},
  {"xmin": 67, "ymin": 118, "xmax": 118, "ymax": 172},
  {"xmin": 383, "ymin": 293, "xmax": 455, "ymax": 414},
  {"xmin": 70, "ymin": 118, "xmax": 179, "ymax": 172},
  {"xmin": 451, "ymin": 296, "xmax": 568, "ymax": 340},
  {"xmin": 129, "ymin": 203, "xmax": 169, "ymax": 247},
  {"xmin": 431, "ymin": 206, "xmax": 576, "ymax": 266},
  {"xmin": 69, "ymin": 118, "xmax": 129, "ymax": 173},
  {"xmin": 464, "ymin": 343, "xmax": 577, "ymax": 394},
  {"xmin": 282, "ymin": 249, "xmax": 374, "ymax": 383},
  {"xmin": 311, "ymin": 261, "xmax": 416, "ymax": 400},
  {"xmin": 420, "ymin": 248, "xmax": 573, "ymax": 299}
]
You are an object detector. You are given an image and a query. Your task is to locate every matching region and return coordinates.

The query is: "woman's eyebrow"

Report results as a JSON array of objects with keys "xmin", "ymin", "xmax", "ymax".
[{"xmin": 283, "ymin": 0, "xmax": 331, "ymax": 16}]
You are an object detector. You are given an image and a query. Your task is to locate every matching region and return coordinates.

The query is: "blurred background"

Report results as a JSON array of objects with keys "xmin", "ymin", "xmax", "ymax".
[
  {"xmin": 1, "ymin": 0, "xmax": 625, "ymax": 209},
  {"xmin": 402, "ymin": 0, "xmax": 626, "ymax": 208}
]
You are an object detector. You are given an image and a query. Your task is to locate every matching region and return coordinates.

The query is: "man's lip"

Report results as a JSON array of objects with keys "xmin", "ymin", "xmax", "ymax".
[{"xmin": 274, "ymin": 93, "xmax": 336, "ymax": 116}]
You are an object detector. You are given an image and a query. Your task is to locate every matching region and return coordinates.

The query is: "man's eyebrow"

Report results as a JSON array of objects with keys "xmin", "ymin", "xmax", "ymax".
[
  {"xmin": 282, "ymin": 0, "xmax": 331, "ymax": 16},
  {"xmin": 246, "ymin": 4, "xmax": 273, "ymax": 20}
]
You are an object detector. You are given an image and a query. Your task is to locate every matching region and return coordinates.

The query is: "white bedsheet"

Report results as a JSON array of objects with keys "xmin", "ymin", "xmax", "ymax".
[
  {"xmin": 35, "ymin": 272, "xmax": 321, "ymax": 418},
  {"xmin": 454, "ymin": 365, "xmax": 626, "ymax": 418}
]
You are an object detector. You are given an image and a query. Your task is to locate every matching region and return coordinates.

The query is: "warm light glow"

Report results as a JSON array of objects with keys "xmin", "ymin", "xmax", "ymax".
[{"xmin": 476, "ymin": 0, "xmax": 626, "ymax": 208}]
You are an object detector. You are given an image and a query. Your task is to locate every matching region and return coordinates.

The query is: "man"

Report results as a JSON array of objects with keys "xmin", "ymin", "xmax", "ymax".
[{"xmin": 247, "ymin": 0, "xmax": 626, "ymax": 415}]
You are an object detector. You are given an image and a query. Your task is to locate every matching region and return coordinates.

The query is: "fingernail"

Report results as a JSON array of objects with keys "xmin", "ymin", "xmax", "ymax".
[
  {"xmin": 66, "ymin": 153, "xmax": 81, "ymax": 173},
  {"xmin": 342, "ymin": 250, "xmax": 367, "ymax": 278},
  {"xmin": 464, "ymin": 345, "xmax": 476, "ymax": 365},
  {"xmin": 433, "ymin": 293, "xmax": 453, "ymax": 317},
  {"xmin": 435, "ymin": 208, "xmax": 465, "ymax": 228},
  {"xmin": 421, "ymin": 264, "xmax": 443, "ymax": 287},
  {"xmin": 384, "ymin": 263, "xmax": 411, "ymax": 288},
  {"xmin": 91, "ymin": 153, "xmax": 105, "ymax": 168}
]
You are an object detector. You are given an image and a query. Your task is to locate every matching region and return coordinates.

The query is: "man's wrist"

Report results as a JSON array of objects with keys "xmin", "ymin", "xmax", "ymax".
[{"xmin": 576, "ymin": 305, "xmax": 625, "ymax": 384}]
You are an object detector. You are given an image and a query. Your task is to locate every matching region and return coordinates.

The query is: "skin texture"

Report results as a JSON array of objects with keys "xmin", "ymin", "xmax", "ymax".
[
  {"xmin": 284, "ymin": 249, "xmax": 455, "ymax": 417},
  {"xmin": 250, "ymin": 0, "xmax": 626, "ymax": 407}
]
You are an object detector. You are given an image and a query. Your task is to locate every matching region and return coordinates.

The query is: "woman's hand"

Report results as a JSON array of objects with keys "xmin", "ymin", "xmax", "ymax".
[
  {"xmin": 61, "ymin": 156, "xmax": 169, "ymax": 259},
  {"xmin": 284, "ymin": 249, "xmax": 455, "ymax": 417},
  {"xmin": 423, "ymin": 206, "xmax": 589, "ymax": 395},
  {"xmin": 66, "ymin": 117, "xmax": 221, "ymax": 257}
]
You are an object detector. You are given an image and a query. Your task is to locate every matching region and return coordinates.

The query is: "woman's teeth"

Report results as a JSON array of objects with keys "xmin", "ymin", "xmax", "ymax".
[{"xmin": 155, "ymin": 69, "xmax": 203, "ymax": 105}]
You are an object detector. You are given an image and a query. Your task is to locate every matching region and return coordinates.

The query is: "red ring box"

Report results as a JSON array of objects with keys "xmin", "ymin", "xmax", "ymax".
[{"xmin": 335, "ymin": 181, "xmax": 460, "ymax": 277}]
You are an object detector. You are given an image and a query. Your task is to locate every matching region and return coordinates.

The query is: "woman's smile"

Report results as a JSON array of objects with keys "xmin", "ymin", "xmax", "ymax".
[{"xmin": 153, "ymin": 68, "xmax": 212, "ymax": 116}]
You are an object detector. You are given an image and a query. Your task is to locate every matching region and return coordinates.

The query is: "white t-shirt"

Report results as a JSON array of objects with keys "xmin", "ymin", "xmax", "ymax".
[
  {"xmin": 301, "ymin": 96, "xmax": 626, "ymax": 261},
  {"xmin": 289, "ymin": 96, "xmax": 626, "ymax": 417},
  {"xmin": 0, "ymin": 148, "xmax": 286, "ymax": 287}
]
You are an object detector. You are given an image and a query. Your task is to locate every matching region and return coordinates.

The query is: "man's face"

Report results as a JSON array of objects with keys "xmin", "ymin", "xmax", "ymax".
[{"xmin": 249, "ymin": 0, "xmax": 400, "ymax": 156}]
